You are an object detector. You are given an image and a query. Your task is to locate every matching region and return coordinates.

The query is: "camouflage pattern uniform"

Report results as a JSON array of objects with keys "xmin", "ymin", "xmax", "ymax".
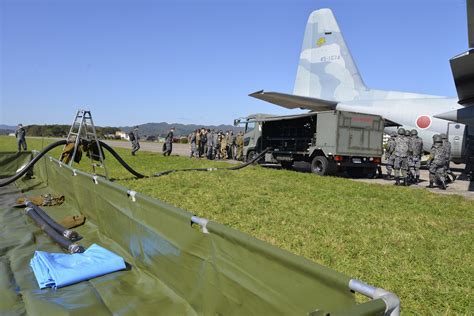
[
  {"xmin": 130, "ymin": 127, "xmax": 140, "ymax": 156},
  {"xmin": 213, "ymin": 131, "xmax": 220, "ymax": 159},
  {"xmin": 195, "ymin": 131, "xmax": 201, "ymax": 158},
  {"xmin": 220, "ymin": 133, "xmax": 228, "ymax": 159},
  {"xmin": 385, "ymin": 132, "xmax": 397, "ymax": 179},
  {"xmin": 199, "ymin": 129, "xmax": 207, "ymax": 157},
  {"xmin": 207, "ymin": 130, "xmax": 215, "ymax": 160},
  {"xmin": 393, "ymin": 128, "xmax": 411, "ymax": 186},
  {"xmin": 409, "ymin": 129, "xmax": 423, "ymax": 183},
  {"xmin": 163, "ymin": 129, "xmax": 174, "ymax": 156},
  {"xmin": 441, "ymin": 133, "xmax": 456, "ymax": 182},
  {"xmin": 236, "ymin": 132, "xmax": 244, "ymax": 161},
  {"xmin": 427, "ymin": 134, "xmax": 446, "ymax": 190},
  {"xmin": 189, "ymin": 131, "xmax": 197, "ymax": 158},
  {"xmin": 405, "ymin": 129, "xmax": 414, "ymax": 183}
]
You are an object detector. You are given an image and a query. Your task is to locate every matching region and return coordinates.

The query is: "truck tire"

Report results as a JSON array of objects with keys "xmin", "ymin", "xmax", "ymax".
[
  {"xmin": 247, "ymin": 150, "xmax": 257, "ymax": 164},
  {"xmin": 311, "ymin": 156, "xmax": 329, "ymax": 176},
  {"xmin": 280, "ymin": 161, "xmax": 293, "ymax": 170}
]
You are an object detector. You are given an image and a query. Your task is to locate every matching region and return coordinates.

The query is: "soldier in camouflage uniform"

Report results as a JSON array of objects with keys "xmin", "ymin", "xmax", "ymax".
[
  {"xmin": 236, "ymin": 131, "xmax": 244, "ymax": 161},
  {"xmin": 409, "ymin": 129, "xmax": 423, "ymax": 184},
  {"xmin": 427, "ymin": 134, "xmax": 447, "ymax": 190},
  {"xmin": 404, "ymin": 129, "xmax": 415, "ymax": 183},
  {"xmin": 195, "ymin": 130, "xmax": 201, "ymax": 158},
  {"xmin": 207, "ymin": 129, "xmax": 215, "ymax": 160},
  {"xmin": 385, "ymin": 131, "xmax": 397, "ymax": 179},
  {"xmin": 189, "ymin": 130, "xmax": 197, "ymax": 158},
  {"xmin": 440, "ymin": 133, "xmax": 456, "ymax": 182},
  {"xmin": 393, "ymin": 128, "xmax": 411, "ymax": 186},
  {"xmin": 220, "ymin": 132, "xmax": 228, "ymax": 159}
]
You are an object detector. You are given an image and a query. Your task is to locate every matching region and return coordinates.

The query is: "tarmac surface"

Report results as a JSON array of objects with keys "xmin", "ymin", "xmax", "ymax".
[{"xmin": 103, "ymin": 140, "xmax": 474, "ymax": 199}]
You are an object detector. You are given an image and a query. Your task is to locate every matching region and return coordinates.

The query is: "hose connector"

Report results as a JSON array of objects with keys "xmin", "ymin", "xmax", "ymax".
[
  {"xmin": 68, "ymin": 244, "xmax": 85, "ymax": 254},
  {"xmin": 63, "ymin": 229, "xmax": 80, "ymax": 241}
]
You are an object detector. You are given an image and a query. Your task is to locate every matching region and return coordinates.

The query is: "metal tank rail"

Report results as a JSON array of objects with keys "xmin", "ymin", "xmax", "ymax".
[
  {"xmin": 349, "ymin": 279, "xmax": 400, "ymax": 316},
  {"xmin": 190, "ymin": 215, "xmax": 401, "ymax": 316}
]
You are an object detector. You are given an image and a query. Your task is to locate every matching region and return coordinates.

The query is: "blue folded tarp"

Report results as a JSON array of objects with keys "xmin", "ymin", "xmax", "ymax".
[{"xmin": 30, "ymin": 243, "xmax": 126, "ymax": 289}]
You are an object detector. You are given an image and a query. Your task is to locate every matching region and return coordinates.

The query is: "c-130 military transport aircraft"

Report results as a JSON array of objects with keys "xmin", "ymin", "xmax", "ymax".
[{"xmin": 251, "ymin": 8, "xmax": 473, "ymax": 164}]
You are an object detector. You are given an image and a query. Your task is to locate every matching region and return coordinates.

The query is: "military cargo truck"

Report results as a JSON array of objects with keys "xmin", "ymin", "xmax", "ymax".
[{"xmin": 234, "ymin": 110, "xmax": 385, "ymax": 177}]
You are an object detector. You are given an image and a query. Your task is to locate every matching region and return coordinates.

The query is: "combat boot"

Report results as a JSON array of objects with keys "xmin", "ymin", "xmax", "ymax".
[
  {"xmin": 394, "ymin": 177, "xmax": 400, "ymax": 186},
  {"xmin": 439, "ymin": 180, "xmax": 447, "ymax": 190},
  {"xmin": 426, "ymin": 181, "xmax": 434, "ymax": 188},
  {"xmin": 403, "ymin": 177, "xmax": 409, "ymax": 186},
  {"xmin": 415, "ymin": 175, "xmax": 420, "ymax": 184}
]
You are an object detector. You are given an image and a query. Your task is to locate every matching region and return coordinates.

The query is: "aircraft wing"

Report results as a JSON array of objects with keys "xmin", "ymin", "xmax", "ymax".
[{"xmin": 249, "ymin": 90, "xmax": 338, "ymax": 111}]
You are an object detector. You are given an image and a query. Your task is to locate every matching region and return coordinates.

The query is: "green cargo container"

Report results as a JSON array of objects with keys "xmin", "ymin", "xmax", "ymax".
[{"xmin": 0, "ymin": 151, "xmax": 399, "ymax": 315}]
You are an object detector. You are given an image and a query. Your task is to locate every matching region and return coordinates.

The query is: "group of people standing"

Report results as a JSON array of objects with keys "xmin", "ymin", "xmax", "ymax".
[
  {"xmin": 385, "ymin": 128, "xmax": 455, "ymax": 190},
  {"xmin": 188, "ymin": 129, "xmax": 244, "ymax": 161}
]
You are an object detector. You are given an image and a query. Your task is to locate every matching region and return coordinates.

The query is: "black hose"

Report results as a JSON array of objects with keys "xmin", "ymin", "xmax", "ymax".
[
  {"xmin": 0, "ymin": 140, "xmax": 67, "ymax": 187},
  {"xmin": 25, "ymin": 207, "xmax": 84, "ymax": 254},
  {"xmin": 98, "ymin": 141, "xmax": 146, "ymax": 178},
  {"xmin": 25, "ymin": 202, "xmax": 81, "ymax": 241},
  {"xmin": 154, "ymin": 148, "xmax": 271, "ymax": 177},
  {"xmin": 1, "ymin": 138, "xmax": 265, "ymax": 186}
]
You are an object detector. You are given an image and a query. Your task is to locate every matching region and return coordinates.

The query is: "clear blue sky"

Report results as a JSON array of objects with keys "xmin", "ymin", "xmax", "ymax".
[{"xmin": 0, "ymin": 0, "xmax": 468, "ymax": 127}]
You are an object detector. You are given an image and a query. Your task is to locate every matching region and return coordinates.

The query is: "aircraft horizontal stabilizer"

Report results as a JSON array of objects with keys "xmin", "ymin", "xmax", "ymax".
[
  {"xmin": 249, "ymin": 90, "xmax": 338, "ymax": 111},
  {"xmin": 434, "ymin": 106, "xmax": 474, "ymax": 126}
]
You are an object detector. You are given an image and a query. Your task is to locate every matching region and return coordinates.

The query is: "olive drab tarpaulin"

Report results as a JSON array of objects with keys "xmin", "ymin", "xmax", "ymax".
[{"xmin": 0, "ymin": 152, "xmax": 388, "ymax": 315}]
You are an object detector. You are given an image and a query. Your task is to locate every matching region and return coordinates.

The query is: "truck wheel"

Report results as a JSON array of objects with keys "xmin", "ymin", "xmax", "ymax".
[
  {"xmin": 247, "ymin": 150, "xmax": 257, "ymax": 163},
  {"xmin": 280, "ymin": 161, "xmax": 293, "ymax": 170},
  {"xmin": 311, "ymin": 156, "xmax": 329, "ymax": 176}
]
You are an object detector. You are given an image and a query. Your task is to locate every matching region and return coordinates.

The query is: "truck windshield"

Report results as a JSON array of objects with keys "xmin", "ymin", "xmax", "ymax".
[{"xmin": 245, "ymin": 122, "xmax": 255, "ymax": 134}]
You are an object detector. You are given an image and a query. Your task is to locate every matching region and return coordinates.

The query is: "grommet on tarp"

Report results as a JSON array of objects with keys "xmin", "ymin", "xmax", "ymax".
[
  {"xmin": 92, "ymin": 175, "xmax": 99, "ymax": 184},
  {"xmin": 58, "ymin": 161, "xmax": 63, "ymax": 168},
  {"xmin": 127, "ymin": 190, "xmax": 137, "ymax": 202},
  {"xmin": 72, "ymin": 169, "xmax": 77, "ymax": 176},
  {"xmin": 191, "ymin": 216, "xmax": 209, "ymax": 234}
]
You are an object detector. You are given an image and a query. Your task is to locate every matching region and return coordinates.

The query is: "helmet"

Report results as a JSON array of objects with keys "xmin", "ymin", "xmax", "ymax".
[
  {"xmin": 397, "ymin": 128, "xmax": 406, "ymax": 135},
  {"xmin": 411, "ymin": 129, "xmax": 418, "ymax": 136},
  {"xmin": 390, "ymin": 131, "xmax": 397, "ymax": 137},
  {"xmin": 433, "ymin": 135, "xmax": 443, "ymax": 143},
  {"xmin": 440, "ymin": 133, "xmax": 447, "ymax": 140},
  {"xmin": 405, "ymin": 129, "xmax": 411, "ymax": 136}
]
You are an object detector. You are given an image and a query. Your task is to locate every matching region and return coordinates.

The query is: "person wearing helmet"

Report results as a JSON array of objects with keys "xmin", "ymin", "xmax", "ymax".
[
  {"xmin": 393, "ymin": 127, "xmax": 411, "ymax": 186},
  {"xmin": 385, "ymin": 131, "xmax": 397, "ymax": 179},
  {"xmin": 404, "ymin": 129, "xmax": 415, "ymax": 183},
  {"xmin": 440, "ymin": 133, "xmax": 457, "ymax": 182},
  {"xmin": 427, "ymin": 134, "xmax": 447, "ymax": 190},
  {"xmin": 409, "ymin": 129, "xmax": 423, "ymax": 184}
]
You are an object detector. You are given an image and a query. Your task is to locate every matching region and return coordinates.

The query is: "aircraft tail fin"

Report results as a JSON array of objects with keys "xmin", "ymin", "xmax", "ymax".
[{"xmin": 294, "ymin": 8, "xmax": 368, "ymax": 101}]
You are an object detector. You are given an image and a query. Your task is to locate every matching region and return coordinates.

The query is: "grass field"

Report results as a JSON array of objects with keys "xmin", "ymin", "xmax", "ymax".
[{"xmin": 1, "ymin": 136, "xmax": 473, "ymax": 314}]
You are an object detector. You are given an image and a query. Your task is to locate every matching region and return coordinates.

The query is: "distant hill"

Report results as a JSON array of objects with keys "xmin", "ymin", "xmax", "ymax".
[
  {"xmin": 0, "ymin": 125, "xmax": 15, "ymax": 135},
  {"xmin": 120, "ymin": 122, "xmax": 244, "ymax": 137}
]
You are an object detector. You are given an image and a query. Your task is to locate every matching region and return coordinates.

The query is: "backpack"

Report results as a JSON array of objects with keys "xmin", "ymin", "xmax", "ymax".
[{"xmin": 128, "ymin": 131, "xmax": 135, "ymax": 141}]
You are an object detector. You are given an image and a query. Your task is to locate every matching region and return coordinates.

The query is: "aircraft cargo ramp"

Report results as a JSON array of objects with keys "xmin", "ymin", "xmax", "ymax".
[{"xmin": 0, "ymin": 151, "xmax": 398, "ymax": 315}]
